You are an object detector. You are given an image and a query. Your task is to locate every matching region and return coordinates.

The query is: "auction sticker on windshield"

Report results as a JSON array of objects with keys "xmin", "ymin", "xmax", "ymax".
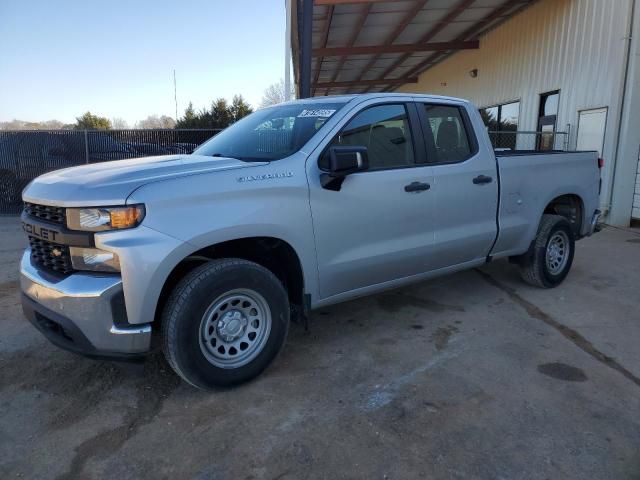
[{"xmin": 297, "ymin": 109, "xmax": 336, "ymax": 118}]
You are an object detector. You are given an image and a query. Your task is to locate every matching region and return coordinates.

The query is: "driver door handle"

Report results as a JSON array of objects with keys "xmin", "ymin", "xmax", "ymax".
[
  {"xmin": 404, "ymin": 181, "xmax": 431, "ymax": 193},
  {"xmin": 473, "ymin": 175, "xmax": 493, "ymax": 185}
]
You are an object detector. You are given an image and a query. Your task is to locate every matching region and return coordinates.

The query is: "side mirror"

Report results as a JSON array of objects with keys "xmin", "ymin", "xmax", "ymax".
[
  {"xmin": 321, "ymin": 146, "xmax": 368, "ymax": 191},
  {"xmin": 328, "ymin": 146, "xmax": 368, "ymax": 174}
]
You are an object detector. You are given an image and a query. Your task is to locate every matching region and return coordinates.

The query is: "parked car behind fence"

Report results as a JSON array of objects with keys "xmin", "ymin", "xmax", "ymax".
[{"xmin": 0, "ymin": 129, "xmax": 220, "ymax": 213}]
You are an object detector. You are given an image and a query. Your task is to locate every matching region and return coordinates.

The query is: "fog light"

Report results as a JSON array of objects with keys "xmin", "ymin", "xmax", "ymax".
[{"xmin": 69, "ymin": 247, "xmax": 120, "ymax": 272}]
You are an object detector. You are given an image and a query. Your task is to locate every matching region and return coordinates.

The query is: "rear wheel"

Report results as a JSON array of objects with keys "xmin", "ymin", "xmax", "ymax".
[
  {"xmin": 161, "ymin": 258, "xmax": 290, "ymax": 389},
  {"xmin": 518, "ymin": 214, "xmax": 575, "ymax": 288}
]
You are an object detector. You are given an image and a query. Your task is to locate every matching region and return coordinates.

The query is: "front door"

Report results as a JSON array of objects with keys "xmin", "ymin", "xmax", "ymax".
[{"xmin": 308, "ymin": 102, "xmax": 435, "ymax": 299}]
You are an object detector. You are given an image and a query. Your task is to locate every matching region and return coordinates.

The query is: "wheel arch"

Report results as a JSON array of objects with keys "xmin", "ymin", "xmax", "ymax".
[
  {"xmin": 540, "ymin": 193, "xmax": 585, "ymax": 238},
  {"xmin": 154, "ymin": 236, "xmax": 306, "ymax": 326}
]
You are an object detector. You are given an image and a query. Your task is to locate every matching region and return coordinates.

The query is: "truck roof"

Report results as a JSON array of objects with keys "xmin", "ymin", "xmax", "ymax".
[{"xmin": 280, "ymin": 92, "xmax": 470, "ymax": 106}]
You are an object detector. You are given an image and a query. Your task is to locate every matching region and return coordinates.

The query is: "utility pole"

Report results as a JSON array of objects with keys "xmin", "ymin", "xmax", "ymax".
[{"xmin": 173, "ymin": 69, "xmax": 178, "ymax": 120}]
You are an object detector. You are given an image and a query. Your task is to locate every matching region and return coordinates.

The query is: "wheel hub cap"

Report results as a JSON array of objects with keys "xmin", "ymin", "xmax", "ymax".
[
  {"xmin": 217, "ymin": 310, "xmax": 247, "ymax": 342},
  {"xmin": 198, "ymin": 289, "xmax": 272, "ymax": 369},
  {"xmin": 546, "ymin": 231, "xmax": 569, "ymax": 275}
]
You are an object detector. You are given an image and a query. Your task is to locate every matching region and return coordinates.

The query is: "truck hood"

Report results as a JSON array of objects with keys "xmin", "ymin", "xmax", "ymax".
[{"xmin": 22, "ymin": 154, "xmax": 266, "ymax": 207}]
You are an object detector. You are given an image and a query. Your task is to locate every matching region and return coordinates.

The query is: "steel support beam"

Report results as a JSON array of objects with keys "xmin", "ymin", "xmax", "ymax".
[
  {"xmin": 325, "ymin": 3, "xmax": 371, "ymax": 95},
  {"xmin": 315, "ymin": 0, "xmax": 405, "ymax": 4},
  {"xmin": 313, "ymin": 41, "xmax": 478, "ymax": 57},
  {"xmin": 299, "ymin": 0, "xmax": 314, "ymax": 98},
  {"xmin": 316, "ymin": 77, "xmax": 418, "ymax": 88}
]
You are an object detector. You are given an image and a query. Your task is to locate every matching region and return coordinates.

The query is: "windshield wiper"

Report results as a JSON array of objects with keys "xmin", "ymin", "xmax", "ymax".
[
  {"xmin": 209, "ymin": 152, "xmax": 243, "ymax": 161},
  {"xmin": 208, "ymin": 153, "xmax": 266, "ymax": 162}
]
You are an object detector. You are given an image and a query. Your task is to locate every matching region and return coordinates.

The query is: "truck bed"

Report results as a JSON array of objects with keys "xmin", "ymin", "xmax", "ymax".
[{"xmin": 491, "ymin": 150, "xmax": 601, "ymax": 258}]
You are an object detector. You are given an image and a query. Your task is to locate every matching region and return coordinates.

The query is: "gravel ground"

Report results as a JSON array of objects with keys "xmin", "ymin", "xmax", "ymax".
[{"xmin": 1, "ymin": 216, "xmax": 639, "ymax": 479}]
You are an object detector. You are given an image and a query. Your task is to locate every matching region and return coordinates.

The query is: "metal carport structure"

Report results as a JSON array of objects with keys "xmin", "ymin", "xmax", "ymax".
[{"xmin": 290, "ymin": 0, "xmax": 537, "ymax": 98}]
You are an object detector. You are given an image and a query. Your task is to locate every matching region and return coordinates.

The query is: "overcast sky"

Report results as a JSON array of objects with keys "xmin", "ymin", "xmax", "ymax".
[{"xmin": 0, "ymin": 0, "xmax": 286, "ymax": 124}]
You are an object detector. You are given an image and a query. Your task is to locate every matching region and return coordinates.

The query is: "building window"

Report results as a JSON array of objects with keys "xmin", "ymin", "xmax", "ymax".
[
  {"xmin": 479, "ymin": 101, "xmax": 520, "ymax": 149},
  {"xmin": 537, "ymin": 90, "xmax": 560, "ymax": 151}
]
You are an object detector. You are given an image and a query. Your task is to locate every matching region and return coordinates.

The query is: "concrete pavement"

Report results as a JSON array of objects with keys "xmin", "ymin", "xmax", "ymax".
[{"xmin": 1, "ymin": 216, "xmax": 639, "ymax": 479}]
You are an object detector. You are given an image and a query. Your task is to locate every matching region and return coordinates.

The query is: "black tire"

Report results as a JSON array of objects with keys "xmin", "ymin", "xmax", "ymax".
[
  {"xmin": 161, "ymin": 258, "xmax": 290, "ymax": 389},
  {"xmin": 518, "ymin": 214, "xmax": 575, "ymax": 288}
]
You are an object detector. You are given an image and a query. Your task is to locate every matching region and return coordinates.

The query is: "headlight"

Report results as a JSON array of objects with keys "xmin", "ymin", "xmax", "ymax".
[
  {"xmin": 69, "ymin": 247, "xmax": 121, "ymax": 272},
  {"xmin": 66, "ymin": 205, "xmax": 145, "ymax": 232}
]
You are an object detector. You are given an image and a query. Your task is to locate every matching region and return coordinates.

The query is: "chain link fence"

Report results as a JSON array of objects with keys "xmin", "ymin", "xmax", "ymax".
[
  {"xmin": 487, "ymin": 130, "xmax": 570, "ymax": 151},
  {"xmin": 0, "ymin": 129, "xmax": 220, "ymax": 213}
]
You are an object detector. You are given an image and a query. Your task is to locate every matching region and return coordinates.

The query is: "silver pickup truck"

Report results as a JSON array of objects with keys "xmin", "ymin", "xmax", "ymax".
[{"xmin": 20, "ymin": 93, "xmax": 601, "ymax": 389}]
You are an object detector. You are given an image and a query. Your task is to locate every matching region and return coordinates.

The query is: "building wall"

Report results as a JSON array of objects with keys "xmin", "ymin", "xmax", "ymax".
[{"xmin": 396, "ymin": 0, "xmax": 634, "ymax": 220}]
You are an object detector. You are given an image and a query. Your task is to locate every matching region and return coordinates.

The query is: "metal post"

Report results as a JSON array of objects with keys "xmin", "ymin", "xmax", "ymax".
[
  {"xmin": 284, "ymin": 0, "xmax": 292, "ymax": 101},
  {"xmin": 84, "ymin": 130, "xmax": 89, "ymax": 164},
  {"xmin": 174, "ymin": 70, "xmax": 179, "ymax": 120},
  {"xmin": 299, "ymin": 0, "xmax": 313, "ymax": 99}
]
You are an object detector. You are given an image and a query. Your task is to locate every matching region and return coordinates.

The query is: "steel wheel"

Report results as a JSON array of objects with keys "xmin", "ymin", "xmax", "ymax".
[
  {"xmin": 545, "ymin": 230, "xmax": 570, "ymax": 275},
  {"xmin": 199, "ymin": 288, "xmax": 272, "ymax": 369}
]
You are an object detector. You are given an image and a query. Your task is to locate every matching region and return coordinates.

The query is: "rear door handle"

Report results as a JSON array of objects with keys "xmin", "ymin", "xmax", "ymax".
[
  {"xmin": 473, "ymin": 175, "xmax": 493, "ymax": 185},
  {"xmin": 404, "ymin": 181, "xmax": 431, "ymax": 193}
]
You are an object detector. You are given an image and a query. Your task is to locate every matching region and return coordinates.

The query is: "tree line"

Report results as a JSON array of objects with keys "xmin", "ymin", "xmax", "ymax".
[
  {"xmin": 176, "ymin": 95, "xmax": 252, "ymax": 129},
  {"xmin": 1, "ymin": 80, "xmax": 292, "ymax": 131},
  {"xmin": 0, "ymin": 94, "xmax": 253, "ymax": 131}
]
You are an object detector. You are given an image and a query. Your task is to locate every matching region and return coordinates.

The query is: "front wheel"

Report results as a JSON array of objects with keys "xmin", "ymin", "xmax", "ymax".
[
  {"xmin": 518, "ymin": 214, "xmax": 575, "ymax": 288},
  {"xmin": 161, "ymin": 258, "xmax": 290, "ymax": 389}
]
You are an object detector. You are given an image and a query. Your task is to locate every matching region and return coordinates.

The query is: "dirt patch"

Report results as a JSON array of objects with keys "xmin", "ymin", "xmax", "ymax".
[
  {"xmin": 476, "ymin": 269, "xmax": 640, "ymax": 389},
  {"xmin": 376, "ymin": 292, "xmax": 465, "ymax": 314},
  {"xmin": 538, "ymin": 362, "xmax": 587, "ymax": 382},
  {"xmin": 0, "ymin": 280, "xmax": 19, "ymax": 298},
  {"xmin": 430, "ymin": 325, "xmax": 459, "ymax": 351},
  {"xmin": 55, "ymin": 353, "xmax": 181, "ymax": 480}
]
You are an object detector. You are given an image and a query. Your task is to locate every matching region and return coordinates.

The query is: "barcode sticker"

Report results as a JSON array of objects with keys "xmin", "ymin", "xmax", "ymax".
[{"xmin": 297, "ymin": 109, "xmax": 337, "ymax": 118}]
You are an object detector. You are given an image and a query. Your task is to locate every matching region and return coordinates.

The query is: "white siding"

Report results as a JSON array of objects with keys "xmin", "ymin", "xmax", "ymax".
[
  {"xmin": 635, "ymin": 169, "xmax": 640, "ymax": 219},
  {"xmin": 397, "ymin": 0, "xmax": 633, "ymax": 214}
]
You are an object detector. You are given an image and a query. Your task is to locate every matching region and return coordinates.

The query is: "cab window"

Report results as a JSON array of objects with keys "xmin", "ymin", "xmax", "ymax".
[
  {"xmin": 422, "ymin": 104, "xmax": 473, "ymax": 164},
  {"xmin": 327, "ymin": 104, "xmax": 415, "ymax": 170}
]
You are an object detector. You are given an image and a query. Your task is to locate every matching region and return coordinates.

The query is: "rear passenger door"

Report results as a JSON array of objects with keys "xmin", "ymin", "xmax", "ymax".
[
  {"xmin": 309, "ymin": 101, "xmax": 436, "ymax": 299},
  {"xmin": 417, "ymin": 102, "xmax": 499, "ymax": 269}
]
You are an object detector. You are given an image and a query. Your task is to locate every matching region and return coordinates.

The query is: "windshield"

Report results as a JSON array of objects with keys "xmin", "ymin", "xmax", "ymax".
[{"xmin": 194, "ymin": 102, "xmax": 346, "ymax": 161}]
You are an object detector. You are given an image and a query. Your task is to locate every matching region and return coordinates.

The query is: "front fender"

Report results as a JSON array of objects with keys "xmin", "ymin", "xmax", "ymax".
[{"xmin": 124, "ymin": 156, "xmax": 319, "ymax": 316}]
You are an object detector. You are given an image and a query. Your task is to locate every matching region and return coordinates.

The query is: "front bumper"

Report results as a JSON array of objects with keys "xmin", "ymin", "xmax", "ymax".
[{"xmin": 20, "ymin": 251, "xmax": 152, "ymax": 359}]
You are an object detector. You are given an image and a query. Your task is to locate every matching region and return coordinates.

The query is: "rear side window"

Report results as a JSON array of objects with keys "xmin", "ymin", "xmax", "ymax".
[
  {"xmin": 328, "ymin": 104, "xmax": 415, "ymax": 170},
  {"xmin": 422, "ymin": 104, "xmax": 473, "ymax": 164}
]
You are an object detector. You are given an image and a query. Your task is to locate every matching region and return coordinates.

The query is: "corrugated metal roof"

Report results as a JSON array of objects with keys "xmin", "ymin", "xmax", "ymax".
[{"xmin": 292, "ymin": 0, "xmax": 539, "ymax": 96}]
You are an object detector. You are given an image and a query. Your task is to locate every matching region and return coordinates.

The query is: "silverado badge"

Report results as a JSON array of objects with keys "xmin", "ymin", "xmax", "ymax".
[{"xmin": 237, "ymin": 172, "xmax": 293, "ymax": 183}]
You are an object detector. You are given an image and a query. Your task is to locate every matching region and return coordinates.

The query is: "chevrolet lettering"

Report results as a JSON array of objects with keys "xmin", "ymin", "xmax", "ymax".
[{"xmin": 22, "ymin": 221, "xmax": 59, "ymax": 242}]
